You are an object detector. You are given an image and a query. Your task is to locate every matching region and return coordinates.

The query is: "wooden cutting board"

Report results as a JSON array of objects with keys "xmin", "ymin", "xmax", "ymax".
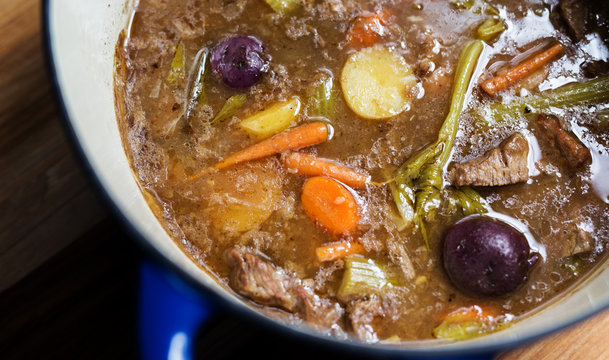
[{"xmin": 1, "ymin": 0, "xmax": 608, "ymax": 358}]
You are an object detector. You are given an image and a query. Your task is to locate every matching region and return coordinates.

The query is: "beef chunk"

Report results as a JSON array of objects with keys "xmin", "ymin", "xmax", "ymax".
[
  {"xmin": 582, "ymin": 60, "xmax": 609, "ymax": 78},
  {"xmin": 296, "ymin": 286, "xmax": 345, "ymax": 332},
  {"xmin": 559, "ymin": 0, "xmax": 588, "ymax": 41},
  {"xmin": 226, "ymin": 247, "xmax": 346, "ymax": 331},
  {"xmin": 347, "ymin": 296, "xmax": 385, "ymax": 343},
  {"xmin": 448, "ymin": 133, "xmax": 530, "ymax": 187},
  {"xmin": 557, "ymin": 206, "xmax": 595, "ymax": 258},
  {"xmin": 558, "ymin": 0, "xmax": 609, "ymax": 43},
  {"xmin": 226, "ymin": 247, "xmax": 301, "ymax": 312},
  {"xmin": 537, "ymin": 114, "xmax": 591, "ymax": 169}
]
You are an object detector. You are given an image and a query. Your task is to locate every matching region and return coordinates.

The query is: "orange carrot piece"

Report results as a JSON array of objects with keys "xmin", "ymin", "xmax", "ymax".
[
  {"xmin": 301, "ymin": 176, "xmax": 359, "ymax": 235},
  {"xmin": 347, "ymin": 10, "xmax": 390, "ymax": 48},
  {"xmin": 442, "ymin": 305, "xmax": 498, "ymax": 323},
  {"xmin": 189, "ymin": 122, "xmax": 329, "ymax": 180},
  {"xmin": 481, "ymin": 43, "xmax": 564, "ymax": 96},
  {"xmin": 283, "ymin": 152, "xmax": 370, "ymax": 188},
  {"xmin": 316, "ymin": 240, "xmax": 366, "ymax": 262}
]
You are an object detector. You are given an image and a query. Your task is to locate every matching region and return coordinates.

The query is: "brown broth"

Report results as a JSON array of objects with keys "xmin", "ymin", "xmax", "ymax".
[{"xmin": 115, "ymin": 0, "xmax": 609, "ymax": 341}]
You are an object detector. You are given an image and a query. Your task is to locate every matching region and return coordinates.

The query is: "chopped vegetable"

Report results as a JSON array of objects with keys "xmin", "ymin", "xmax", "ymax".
[
  {"xmin": 563, "ymin": 255, "xmax": 585, "ymax": 276},
  {"xmin": 283, "ymin": 152, "xmax": 370, "ymax": 188},
  {"xmin": 450, "ymin": 0, "xmax": 499, "ymax": 15},
  {"xmin": 264, "ymin": 0, "xmax": 299, "ymax": 14},
  {"xmin": 338, "ymin": 256, "xmax": 398, "ymax": 301},
  {"xmin": 341, "ymin": 45, "xmax": 417, "ymax": 120},
  {"xmin": 477, "ymin": 17, "xmax": 505, "ymax": 41},
  {"xmin": 481, "ymin": 43, "xmax": 564, "ymax": 96},
  {"xmin": 210, "ymin": 94, "xmax": 248, "ymax": 125},
  {"xmin": 443, "ymin": 217, "xmax": 536, "ymax": 297},
  {"xmin": 316, "ymin": 240, "xmax": 366, "ymax": 262},
  {"xmin": 239, "ymin": 97, "xmax": 301, "ymax": 139},
  {"xmin": 165, "ymin": 47, "xmax": 209, "ymax": 135},
  {"xmin": 190, "ymin": 122, "xmax": 329, "ymax": 179},
  {"xmin": 307, "ymin": 73, "xmax": 336, "ymax": 121},
  {"xmin": 433, "ymin": 306, "xmax": 511, "ymax": 340},
  {"xmin": 301, "ymin": 176, "xmax": 359, "ymax": 235},
  {"xmin": 448, "ymin": 188, "xmax": 489, "ymax": 215},
  {"xmin": 597, "ymin": 108, "xmax": 609, "ymax": 128},
  {"xmin": 391, "ymin": 40, "xmax": 486, "ymax": 248},
  {"xmin": 167, "ymin": 42, "xmax": 186, "ymax": 84},
  {"xmin": 206, "ymin": 164, "xmax": 283, "ymax": 233},
  {"xmin": 490, "ymin": 75, "xmax": 609, "ymax": 122},
  {"xmin": 210, "ymin": 36, "xmax": 269, "ymax": 88},
  {"xmin": 185, "ymin": 48, "xmax": 209, "ymax": 122},
  {"xmin": 347, "ymin": 10, "xmax": 390, "ymax": 48},
  {"xmin": 161, "ymin": 108, "xmax": 186, "ymax": 137}
]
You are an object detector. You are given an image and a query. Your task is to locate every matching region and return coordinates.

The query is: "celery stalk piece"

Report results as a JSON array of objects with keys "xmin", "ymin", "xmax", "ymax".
[
  {"xmin": 338, "ymin": 256, "xmax": 399, "ymax": 301},
  {"xmin": 450, "ymin": 0, "xmax": 500, "ymax": 15},
  {"xmin": 490, "ymin": 75, "xmax": 609, "ymax": 123},
  {"xmin": 477, "ymin": 17, "xmax": 505, "ymax": 41},
  {"xmin": 391, "ymin": 40, "xmax": 486, "ymax": 248},
  {"xmin": 433, "ymin": 317, "xmax": 510, "ymax": 340},
  {"xmin": 167, "ymin": 42, "xmax": 186, "ymax": 84},
  {"xmin": 307, "ymin": 74, "xmax": 335, "ymax": 122},
  {"xmin": 433, "ymin": 306, "xmax": 512, "ymax": 340},
  {"xmin": 449, "ymin": 188, "xmax": 489, "ymax": 215},
  {"xmin": 597, "ymin": 108, "xmax": 609, "ymax": 128},
  {"xmin": 264, "ymin": 0, "xmax": 300, "ymax": 14},
  {"xmin": 210, "ymin": 94, "xmax": 248, "ymax": 125}
]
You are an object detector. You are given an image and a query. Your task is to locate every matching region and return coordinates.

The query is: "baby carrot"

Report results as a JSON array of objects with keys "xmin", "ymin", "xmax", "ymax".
[
  {"xmin": 442, "ymin": 305, "xmax": 498, "ymax": 322},
  {"xmin": 301, "ymin": 176, "xmax": 359, "ymax": 235},
  {"xmin": 189, "ymin": 122, "xmax": 329, "ymax": 180},
  {"xmin": 316, "ymin": 240, "xmax": 366, "ymax": 262},
  {"xmin": 283, "ymin": 152, "xmax": 370, "ymax": 188},
  {"xmin": 481, "ymin": 43, "xmax": 564, "ymax": 96},
  {"xmin": 347, "ymin": 10, "xmax": 390, "ymax": 48}
]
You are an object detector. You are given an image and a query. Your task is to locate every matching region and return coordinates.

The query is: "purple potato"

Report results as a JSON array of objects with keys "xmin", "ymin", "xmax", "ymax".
[
  {"xmin": 210, "ymin": 36, "xmax": 269, "ymax": 88},
  {"xmin": 443, "ymin": 217, "xmax": 538, "ymax": 297}
]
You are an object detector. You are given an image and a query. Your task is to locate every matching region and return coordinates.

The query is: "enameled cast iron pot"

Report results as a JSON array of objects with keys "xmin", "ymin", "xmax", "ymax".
[{"xmin": 44, "ymin": 1, "xmax": 609, "ymax": 359}]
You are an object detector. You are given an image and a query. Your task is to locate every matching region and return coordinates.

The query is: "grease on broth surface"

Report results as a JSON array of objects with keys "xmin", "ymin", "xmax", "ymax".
[{"xmin": 115, "ymin": 0, "xmax": 609, "ymax": 342}]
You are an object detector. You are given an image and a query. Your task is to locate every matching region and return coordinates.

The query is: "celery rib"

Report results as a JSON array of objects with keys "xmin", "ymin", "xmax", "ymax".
[{"xmin": 391, "ymin": 40, "xmax": 486, "ymax": 248}]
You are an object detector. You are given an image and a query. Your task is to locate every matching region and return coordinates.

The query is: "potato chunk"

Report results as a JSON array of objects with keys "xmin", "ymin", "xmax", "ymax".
[
  {"xmin": 239, "ymin": 97, "xmax": 301, "ymax": 139},
  {"xmin": 206, "ymin": 162, "xmax": 283, "ymax": 233},
  {"xmin": 341, "ymin": 45, "xmax": 416, "ymax": 120}
]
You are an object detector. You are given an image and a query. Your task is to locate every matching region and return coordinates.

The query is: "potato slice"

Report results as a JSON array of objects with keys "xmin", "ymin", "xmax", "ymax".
[
  {"xmin": 239, "ymin": 97, "xmax": 301, "ymax": 139},
  {"xmin": 206, "ymin": 162, "xmax": 283, "ymax": 233},
  {"xmin": 341, "ymin": 45, "xmax": 416, "ymax": 120}
]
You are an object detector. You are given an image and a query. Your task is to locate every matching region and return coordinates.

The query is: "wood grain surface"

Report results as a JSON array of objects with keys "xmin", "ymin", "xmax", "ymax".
[{"xmin": 1, "ymin": 0, "xmax": 608, "ymax": 359}]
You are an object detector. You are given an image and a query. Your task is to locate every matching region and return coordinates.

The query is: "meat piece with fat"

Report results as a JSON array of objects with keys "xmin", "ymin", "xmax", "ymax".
[
  {"xmin": 226, "ymin": 247, "xmax": 302, "ymax": 312},
  {"xmin": 556, "ymin": 206, "xmax": 595, "ymax": 259},
  {"xmin": 558, "ymin": 0, "xmax": 588, "ymax": 41},
  {"xmin": 448, "ymin": 133, "xmax": 530, "ymax": 187},
  {"xmin": 537, "ymin": 114, "xmax": 591, "ymax": 169},
  {"xmin": 347, "ymin": 296, "xmax": 386, "ymax": 343},
  {"xmin": 226, "ymin": 247, "xmax": 346, "ymax": 331}
]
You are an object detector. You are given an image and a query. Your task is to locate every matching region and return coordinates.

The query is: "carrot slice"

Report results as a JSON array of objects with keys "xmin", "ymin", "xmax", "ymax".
[
  {"xmin": 301, "ymin": 177, "xmax": 359, "ymax": 235},
  {"xmin": 481, "ymin": 43, "xmax": 564, "ymax": 96},
  {"xmin": 442, "ymin": 305, "xmax": 497, "ymax": 322},
  {"xmin": 347, "ymin": 10, "xmax": 390, "ymax": 48},
  {"xmin": 189, "ymin": 122, "xmax": 329, "ymax": 180},
  {"xmin": 283, "ymin": 152, "xmax": 370, "ymax": 188},
  {"xmin": 316, "ymin": 240, "xmax": 366, "ymax": 262}
]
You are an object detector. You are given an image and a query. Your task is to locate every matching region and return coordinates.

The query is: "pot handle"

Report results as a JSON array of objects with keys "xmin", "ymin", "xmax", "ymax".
[
  {"xmin": 138, "ymin": 259, "xmax": 215, "ymax": 360},
  {"xmin": 138, "ymin": 260, "xmax": 497, "ymax": 360}
]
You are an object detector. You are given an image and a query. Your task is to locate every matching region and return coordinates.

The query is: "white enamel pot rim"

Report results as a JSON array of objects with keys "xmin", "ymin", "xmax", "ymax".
[{"xmin": 44, "ymin": 0, "xmax": 609, "ymax": 357}]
